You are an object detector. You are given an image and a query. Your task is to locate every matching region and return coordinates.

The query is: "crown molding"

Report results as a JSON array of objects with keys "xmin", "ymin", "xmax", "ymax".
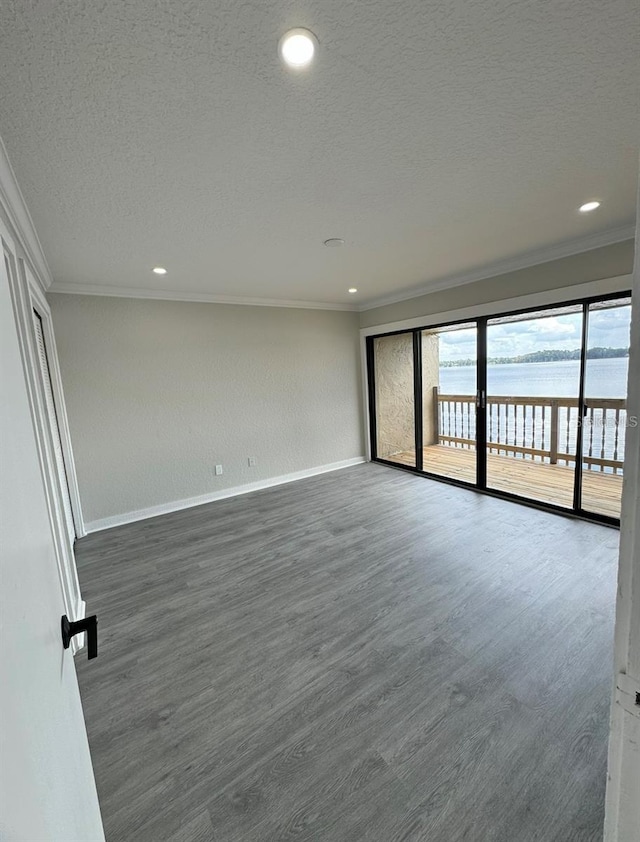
[
  {"xmin": 48, "ymin": 219, "xmax": 634, "ymax": 313},
  {"xmin": 47, "ymin": 282, "xmax": 360, "ymax": 312},
  {"xmin": 359, "ymin": 224, "xmax": 636, "ymax": 311},
  {"xmin": 0, "ymin": 136, "xmax": 53, "ymax": 290},
  {"xmin": 8, "ymin": 124, "xmax": 632, "ymax": 317}
]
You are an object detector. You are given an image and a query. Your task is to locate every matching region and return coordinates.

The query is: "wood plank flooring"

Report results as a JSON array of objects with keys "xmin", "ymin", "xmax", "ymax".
[
  {"xmin": 75, "ymin": 463, "xmax": 619, "ymax": 841},
  {"xmin": 389, "ymin": 444, "xmax": 623, "ymax": 517}
]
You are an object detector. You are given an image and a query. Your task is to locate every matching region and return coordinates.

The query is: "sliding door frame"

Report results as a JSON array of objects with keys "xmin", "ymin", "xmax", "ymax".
[
  {"xmin": 572, "ymin": 302, "xmax": 590, "ymax": 513},
  {"xmin": 366, "ymin": 328, "xmax": 425, "ymax": 473},
  {"xmin": 574, "ymin": 296, "xmax": 633, "ymax": 524},
  {"xmin": 366, "ymin": 289, "xmax": 631, "ymax": 527},
  {"xmin": 413, "ymin": 331, "xmax": 424, "ymax": 473},
  {"xmin": 476, "ymin": 316, "xmax": 488, "ymax": 489}
]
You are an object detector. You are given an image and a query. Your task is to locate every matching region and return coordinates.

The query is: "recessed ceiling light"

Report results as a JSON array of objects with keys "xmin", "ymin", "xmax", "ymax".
[
  {"xmin": 579, "ymin": 201, "xmax": 601, "ymax": 213},
  {"xmin": 323, "ymin": 238, "xmax": 344, "ymax": 247},
  {"xmin": 152, "ymin": 266, "xmax": 167, "ymax": 275},
  {"xmin": 348, "ymin": 288, "xmax": 358, "ymax": 294},
  {"xmin": 278, "ymin": 28, "xmax": 318, "ymax": 69}
]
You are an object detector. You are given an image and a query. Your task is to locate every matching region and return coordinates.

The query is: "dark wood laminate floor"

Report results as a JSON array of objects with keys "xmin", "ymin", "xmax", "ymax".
[{"xmin": 75, "ymin": 463, "xmax": 619, "ymax": 842}]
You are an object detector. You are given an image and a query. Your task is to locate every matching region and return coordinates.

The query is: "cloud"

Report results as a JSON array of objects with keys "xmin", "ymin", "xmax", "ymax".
[{"xmin": 433, "ymin": 305, "xmax": 631, "ymax": 361}]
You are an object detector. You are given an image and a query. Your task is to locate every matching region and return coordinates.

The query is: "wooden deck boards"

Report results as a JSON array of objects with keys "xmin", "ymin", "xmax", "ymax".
[{"xmin": 389, "ymin": 445, "xmax": 623, "ymax": 518}]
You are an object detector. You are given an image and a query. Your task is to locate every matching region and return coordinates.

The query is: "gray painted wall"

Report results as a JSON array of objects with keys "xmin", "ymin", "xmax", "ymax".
[
  {"xmin": 49, "ymin": 295, "xmax": 363, "ymax": 525},
  {"xmin": 360, "ymin": 240, "xmax": 634, "ymax": 328}
]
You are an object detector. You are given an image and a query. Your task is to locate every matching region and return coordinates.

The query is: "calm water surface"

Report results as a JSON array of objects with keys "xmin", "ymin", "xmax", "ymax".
[{"xmin": 440, "ymin": 357, "xmax": 629, "ymax": 398}]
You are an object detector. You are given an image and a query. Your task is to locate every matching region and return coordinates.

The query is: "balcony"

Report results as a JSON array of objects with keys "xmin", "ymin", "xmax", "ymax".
[{"xmin": 390, "ymin": 391, "xmax": 626, "ymax": 518}]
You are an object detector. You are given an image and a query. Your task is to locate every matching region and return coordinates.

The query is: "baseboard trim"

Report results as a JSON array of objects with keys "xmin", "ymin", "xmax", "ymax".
[{"xmin": 85, "ymin": 457, "xmax": 366, "ymax": 534}]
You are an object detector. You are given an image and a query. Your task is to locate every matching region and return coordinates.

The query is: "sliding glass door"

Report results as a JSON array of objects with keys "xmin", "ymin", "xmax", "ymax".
[
  {"xmin": 579, "ymin": 297, "xmax": 632, "ymax": 519},
  {"xmin": 421, "ymin": 323, "xmax": 477, "ymax": 483},
  {"xmin": 367, "ymin": 291, "xmax": 631, "ymax": 523},
  {"xmin": 485, "ymin": 305, "xmax": 584, "ymax": 508}
]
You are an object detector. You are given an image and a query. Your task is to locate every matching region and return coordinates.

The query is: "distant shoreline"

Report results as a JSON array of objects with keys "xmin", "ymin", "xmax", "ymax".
[{"xmin": 441, "ymin": 347, "xmax": 629, "ymax": 368}]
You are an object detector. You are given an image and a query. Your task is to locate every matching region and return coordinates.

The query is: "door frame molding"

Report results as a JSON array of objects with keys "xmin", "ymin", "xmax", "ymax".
[
  {"xmin": 604, "ymin": 217, "xmax": 640, "ymax": 840},
  {"xmin": 0, "ymin": 137, "xmax": 53, "ymax": 289},
  {"xmin": 1, "ymin": 212, "xmax": 85, "ymax": 644},
  {"xmin": 27, "ymin": 271, "xmax": 86, "ymax": 539}
]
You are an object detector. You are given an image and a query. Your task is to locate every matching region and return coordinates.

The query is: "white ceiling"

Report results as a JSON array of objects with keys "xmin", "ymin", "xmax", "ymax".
[{"xmin": 0, "ymin": 0, "xmax": 637, "ymax": 309}]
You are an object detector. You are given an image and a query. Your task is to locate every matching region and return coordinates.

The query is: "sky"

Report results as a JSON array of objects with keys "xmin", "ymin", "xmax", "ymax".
[{"xmin": 437, "ymin": 305, "xmax": 632, "ymax": 362}]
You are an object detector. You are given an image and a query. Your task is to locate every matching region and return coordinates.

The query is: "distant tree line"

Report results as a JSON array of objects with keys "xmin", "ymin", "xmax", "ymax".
[{"xmin": 440, "ymin": 347, "xmax": 630, "ymax": 367}]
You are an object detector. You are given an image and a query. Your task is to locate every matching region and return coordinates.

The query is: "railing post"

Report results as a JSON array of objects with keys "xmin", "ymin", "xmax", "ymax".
[
  {"xmin": 550, "ymin": 400, "xmax": 559, "ymax": 464},
  {"xmin": 433, "ymin": 386, "xmax": 439, "ymax": 444}
]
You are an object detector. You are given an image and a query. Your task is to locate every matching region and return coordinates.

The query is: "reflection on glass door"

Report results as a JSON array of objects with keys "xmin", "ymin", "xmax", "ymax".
[
  {"xmin": 486, "ymin": 305, "xmax": 584, "ymax": 508},
  {"xmin": 580, "ymin": 298, "xmax": 632, "ymax": 518},
  {"xmin": 421, "ymin": 323, "xmax": 477, "ymax": 482},
  {"xmin": 372, "ymin": 332, "xmax": 416, "ymax": 467}
]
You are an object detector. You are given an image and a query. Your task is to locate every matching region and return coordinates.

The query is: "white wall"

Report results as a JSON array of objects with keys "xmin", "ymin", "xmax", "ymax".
[{"xmin": 48, "ymin": 294, "xmax": 363, "ymax": 528}]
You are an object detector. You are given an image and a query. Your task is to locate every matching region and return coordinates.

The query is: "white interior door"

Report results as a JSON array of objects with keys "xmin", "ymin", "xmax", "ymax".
[{"xmin": 0, "ymin": 242, "xmax": 104, "ymax": 839}]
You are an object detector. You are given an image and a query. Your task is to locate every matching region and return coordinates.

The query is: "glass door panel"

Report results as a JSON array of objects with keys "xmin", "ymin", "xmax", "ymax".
[
  {"xmin": 372, "ymin": 332, "xmax": 416, "ymax": 467},
  {"xmin": 422, "ymin": 323, "xmax": 477, "ymax": 483},
  {"xmin": 580, "ymin": 298, "xmax": 632, "ymax": 518},
  {"xmin": 486, "ymin": 305, "xmax": 584, "ymax": 507}
]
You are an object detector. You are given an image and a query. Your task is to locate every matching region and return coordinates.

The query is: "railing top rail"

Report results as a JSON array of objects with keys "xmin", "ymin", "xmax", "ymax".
[
  {"xmin": 487, "ymin": 396, "xmax": 576, "ymax": 407},
  {"xmin": 437, "ymin": 393, "xmax": 626, "ymax": 408},
  {"xmin": 584, "ymin": 397, "xmax": 627, "ymax": 408},
  {"xmin": 435, "ymin": 393, "xmax": 476, "ymax": 402}
]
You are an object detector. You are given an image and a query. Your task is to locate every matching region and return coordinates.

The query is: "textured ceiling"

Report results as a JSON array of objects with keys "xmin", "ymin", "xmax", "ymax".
[{"xmin": 0, "ymin": 0, "xmax": 638, "ymax": 307}]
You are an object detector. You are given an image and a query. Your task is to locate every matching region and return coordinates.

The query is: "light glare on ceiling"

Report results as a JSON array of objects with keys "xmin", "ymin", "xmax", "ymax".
[
  {"xmin": 278, "ymin": 28, "xmax": 318, "ymax": 68},
  {"xmin": 579, "ymin": 201, "xmax": 601, "ymax": 213},
  {"xmin": 348, "ymin": 288, "xmax": 358, "ymax": 294},
  {"xmin": 152, "ymin": 266, "xmax": 167, "ymax": 275}
]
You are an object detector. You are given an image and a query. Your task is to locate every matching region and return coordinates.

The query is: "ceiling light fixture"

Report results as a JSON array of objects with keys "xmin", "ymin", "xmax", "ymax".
[
  {"xmin": 278, "ymin": 28, "xmax": 318, "ymax": 69},
  {"xmin": 152, "ymin": 266, "xmax": 167, "ymax": 275},
  {"xmin": 579, "ymin": 201, "xmax": 601, "ymax": 213},
  {"xmin": 323, "ymin": 238, "xmax": 344, "ymax": 247},
  {"xmin": 348, "ymin": 288, "xmax": 358, "ymax": 294}
]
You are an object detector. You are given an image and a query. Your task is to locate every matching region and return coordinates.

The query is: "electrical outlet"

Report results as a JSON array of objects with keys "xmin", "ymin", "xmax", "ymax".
[
  {"xmin": 215, "ymin": 464, "xmax": 223, "ymax": 476},
  {"xmin": 248, "ymin": 457, "xmax": 257, "ymax": 467}
]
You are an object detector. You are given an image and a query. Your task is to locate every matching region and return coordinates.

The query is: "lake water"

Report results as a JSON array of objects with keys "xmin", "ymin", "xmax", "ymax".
[{"xmin": 440, "ymin": 357, "xmax": 629, "ymax": 398}]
